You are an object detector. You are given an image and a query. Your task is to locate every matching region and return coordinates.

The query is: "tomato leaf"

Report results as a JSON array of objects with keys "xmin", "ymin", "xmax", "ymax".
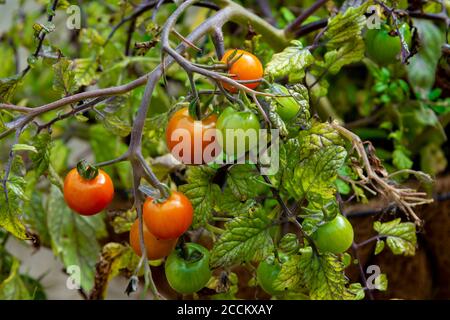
[
  {"xmin": 226, "ymin": 164, "xmax": 268, "ymax": 201},
  {"xmin": 374, "ymin": 239, "xmax": 385, "ymax": 255},
  {"xmin": 278, "ymin": 233, "xmax": 300, "ymax": 254},
  {"xmin": 210, "ymin": 209, "xmax": 274, "ymax": 268},
  {"xmin": 215, "ymin": 187, "xmax": 258, "ymax": 217},
  {"xmin": 373, "ymin": 218, "xmax": 417, "ymax": 256},
  {"xmin": 407, "ymin": 19, "xmax": 446, "ymax": 97},
  {"xmin": 30, "ymin": 132, "xmax": 52, "ymax": 178},
  {"xmin": 0, "ymin": 258, "xmax": 31, "ymax": 300},
  {"xmin": 275, "ymin": 248, "xmax": 363, "ymax": 299},
  {"xmin": 265, "ymin": 40, "xmax": 314, "ymax": 82},
  {"xmin": 324, "ymin": 2, "xmax": 369, "ymax": 49},
  {"xmin": 0, "ymin": 75, "xmax": 21, "ymax": 103},
  {"xmin": 53, "ymin": 58, "xmax": 78, "ymax": 97},
  {"xmin": 0, "ymin": 159, "xmax": 28, "ymax": 239},
  {"xmin": 46, "ymin": 186, "xmax": 106, "ymax": 292},
  {"xmin": 179, "ymin": 166, "xmax": 221, "ymax": 228}
]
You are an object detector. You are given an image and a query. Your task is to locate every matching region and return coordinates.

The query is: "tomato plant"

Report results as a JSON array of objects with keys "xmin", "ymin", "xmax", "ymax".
[
  {"xmin": 365, "ymin": 22, "xmax": 412, "ymax": 65},
  {"xmin": 221, "ymin": 49, "xmax": 264, "ymax": 93},
  {"xmin": 143, "ymin": 191, "xmax": 194, "ymax": 240},
  {"xmin": 164, "ymin": 243, "xmax": 212, "ymax": 294},
  {"xmin": 166, "ymin": 107, "xmax": 219, "ymax": 165},
  {"xmin": 0, "ymin": 0, "xmax": 446, "ymax": 302},
  {"xmin": 216, "ymin": 106, "xmax": 261, "ymax": 156},
  {"xmin": 63, "ymin": 166, "xmax": 114, "ymax": 216},
  {"xmin": 312, "ymin": 215, "xmax": 354, "ymax": 254},
  {"xmin": 129, "ymin": 220, "xmax": 177, "ymax": 260}
]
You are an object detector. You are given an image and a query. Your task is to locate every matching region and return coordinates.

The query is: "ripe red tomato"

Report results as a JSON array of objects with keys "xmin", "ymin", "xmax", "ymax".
[
  {"xmin": 143, "ymin": 191, "xmax": 194, "ymax": 240},
  {"xmin": 63, "ymin": 168, "xmax": 114, "ymax": 216},
  {"xmin": 129, "ymin": 219, "xmax": 178, "ymax": 260},
  {"xmin": 166, "ymin": 107, "xmax": 219, "ymax": 165},
  {"xmin": 220, "ymin": 49, "xmax": 263, "ymax": 93}
]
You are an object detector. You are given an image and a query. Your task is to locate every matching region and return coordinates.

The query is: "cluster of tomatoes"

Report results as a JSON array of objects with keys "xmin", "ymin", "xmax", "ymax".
[{"xmin": 61, "ymin": 37, "xmax": 410, "ymax": 295}]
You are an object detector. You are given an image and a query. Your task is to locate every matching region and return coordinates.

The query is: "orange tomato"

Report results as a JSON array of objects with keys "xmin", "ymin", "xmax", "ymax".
[
  {"xmin": 63, "ymin": 168, "xmax": 114, "ymax": 216},
  {"xmin": 166, "ymin": 107, "xmax": 219, "ymax": 165},
  {"xmin": 220, "ymin": 49, "xmax": 263, "ymax": 93},
  {"xmin": 143, "ymin": 191, "xmax": 194, "ymax": 240},
  {"xmin": 129, "ymin": 219, "xmax": 178, "ymax": 260}
]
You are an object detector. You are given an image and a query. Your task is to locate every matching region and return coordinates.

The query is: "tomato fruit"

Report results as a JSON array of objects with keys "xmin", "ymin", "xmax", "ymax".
[
  {"xmin": 257, "ymin": 254, "xmax": 288, "ymax": 296},
  {"xmin": 166, "ymin": 107, "xmax": 219, "ymax": 165},
  {"xmin": 220, "ymin": 49, "xmax": 263, "ymax": 93},
  {"xmin": 63, "ymin": 168, "xmax": 114, "ymax": 215},
  {"xmin": 129, "ymin": 219, "xmax": 177, "ymax": 260},
  {"xmin": 216, "ymin": 106, "xmax": 261, "ymax": 156},
  {"xmin": 165, "ymin": 242, "xmax": 212, "ymax": 294},
  {"xmin": 269, "ymin": 84, "xmax": 300, "ymax": 122},
  {"xmin": 365, "ymin": 23, "xmax": 412, "ymax": 65},
  {"xmin": 143, "ymin": 191, "xmax": 194, "ymax": 240},
  {"xmin": 312, "ymin": 215, "xmax": 354, "ymax": 254}
]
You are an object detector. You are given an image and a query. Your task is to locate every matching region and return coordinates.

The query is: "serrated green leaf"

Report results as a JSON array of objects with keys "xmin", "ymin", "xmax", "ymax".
[
  {"xmin": 23, "ymin": 192, "xmax": 51, "ymax": 246},
  {"xmin": 0, "ymin": 172, "xmax": 28, "ymax": 240},
  {"xmin": 374, "ymin": 273, "xmax": 388, "ymax": 291},
  {"xmin": 226, "ymin": 164, "xmax": 267, "ymax": 201},
  {"xmin": 273, "ymin": 254, "xmax": 304, "ymax": 291},
  {"xmin": 0, "ymin": 75, "xmax": 21, "ymax": 103},
  {"xmin": 392, "ymin": 147, "xmax": 413, "ymax": 170},
  {"xmin": 179, "ymin": 166, "xmax": 221, "ymax": 228},
  {"xmin": 0, "ymin": 258, "xmax": 31, "ymax": 300},
  {"xmin": 291, "ymin": 145, "xmax": 347, "ymax": 199},
  {"xmin": 52, "ymin": 58, "xmax": 78, "ymax": 96},
  {"xmin": 101, "ymin": 114, "xmax": 132, "ymax": 137},
  {"xmin": 265, "ymin": 40, "xmax": 314, "ymax": 82},
  {"xmin": 298, "ymin": 121, "xmax": 345, "ymax": 159},
  {"xmin": 47, "ymin": 186, "xmax": 106, "ymax": 292},
  {"xmin": 215, "ymin": 187, "xmax": 258, "ymax": 217},
  {"xmin": 373, "ymin": 218, "xmax": 417, "ymax": 256},
  {"xmin": 30, "ymin": 132, "xmax": 51, "ymax": 177},
  {"xmin": 73, "ymin": 58, "xmax": 98, "ymax": 87},
  {"xmin": 210, "ymin": 209, "xmax": 274, "ymax": 268},
  {"xmin": 319, "ymin": 40, "xmax": 365, "ymax": 75},
  {"xmin": 299, "ymin": 248, "xmax": 362, "ymax": 300},
  {"xmin": 374, "ymin": 239, "xmax": 385, "ymax": 255},
  {"xmin": 278, "ymin": 233, "xmax": 300, "ymax": 254},
  {"xmin": 324, "ymin": 2, "xmax": 369, "ymax": 49}
]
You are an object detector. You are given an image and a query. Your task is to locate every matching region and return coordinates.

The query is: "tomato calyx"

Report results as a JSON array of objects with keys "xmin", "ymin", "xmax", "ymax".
[
  {"xmin": 224, "ymin": 49, "xmax": 244, "ymax": 68},
  {"xmin": 76, "ymin": 159, "xmax": 99, "ymax": 180}
]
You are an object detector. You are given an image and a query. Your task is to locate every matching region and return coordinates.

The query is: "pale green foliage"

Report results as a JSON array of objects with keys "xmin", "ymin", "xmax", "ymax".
[
  {"xmin": 210, "ymin": 209, "xmax": 274, "ymax": 268},
  {"xmin": 374, "ymin": 218, "xmax": 417, "ymax": 256},
  {"xmin": 265, "ymin": 40, "xmax": 314, "ymax": 82}
]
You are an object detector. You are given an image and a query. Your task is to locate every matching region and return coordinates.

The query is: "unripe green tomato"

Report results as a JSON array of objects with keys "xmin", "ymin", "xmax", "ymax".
[
  {"xmin": 312, "ymin": 215, "xmax": 354, "ymax": 254},
  {"xmin": 270, "ymin": 84, "xmax": 300, "ymax": 122},
  {"xmin": 365, "ymin": 23, "xmax": 412, "ymax": 65},
  {"xmin": 164, "ymin": 243, "xmax": 212, "ymax": 294},
  {"xmin": 216, "ymin": 106, "xmax": 261, "ymax": 156},
  {"xmin": 256, "ymin": 253, "xmax": 288, "ymax": 296}
]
